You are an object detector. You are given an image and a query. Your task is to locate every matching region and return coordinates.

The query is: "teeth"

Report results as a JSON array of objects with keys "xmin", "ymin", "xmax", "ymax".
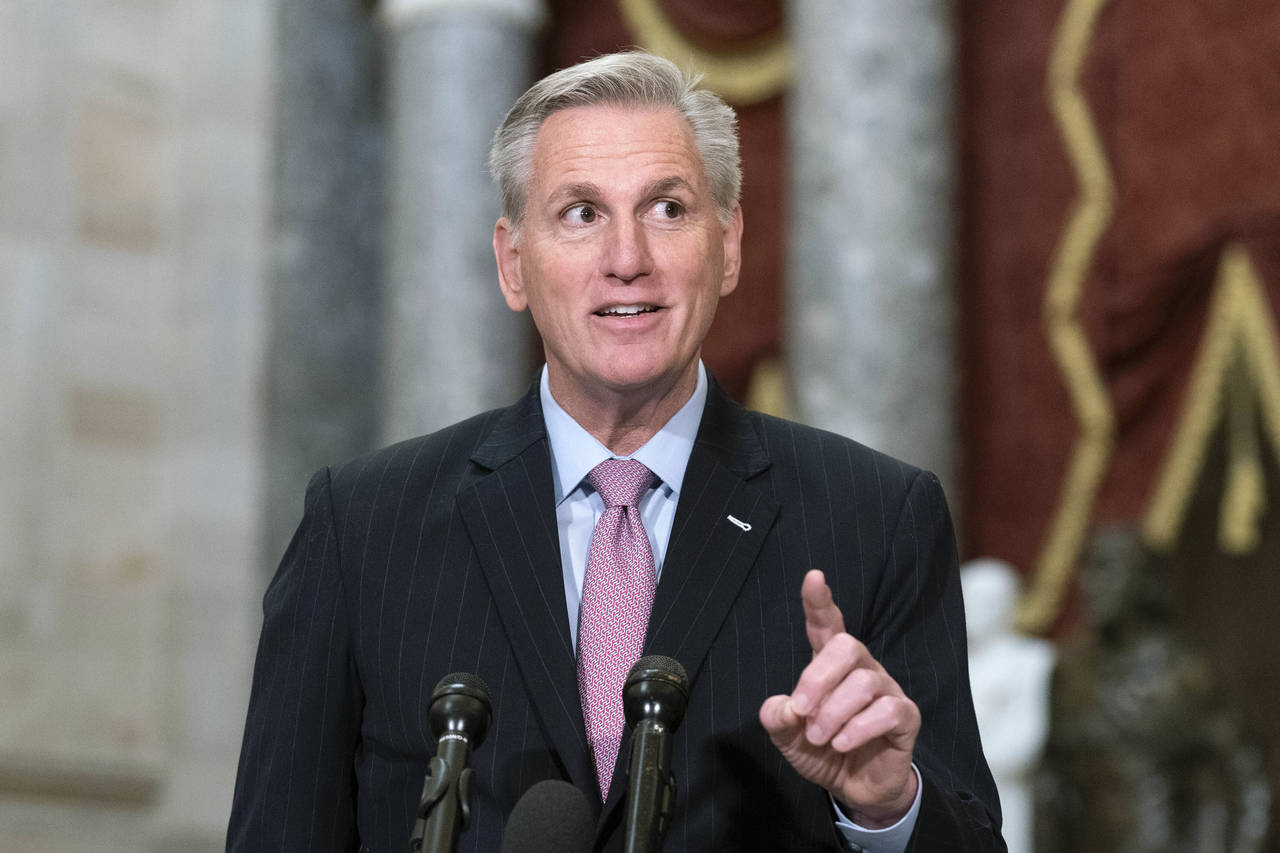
[{"xmin": 598, "ymin": 304, "xmax": 657, "ymax": 316}]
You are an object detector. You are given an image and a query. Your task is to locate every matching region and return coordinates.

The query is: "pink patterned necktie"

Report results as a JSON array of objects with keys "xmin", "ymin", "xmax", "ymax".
[{"xmin": 577, "ymin": 458, "xmax": 658, "ymax": 800}]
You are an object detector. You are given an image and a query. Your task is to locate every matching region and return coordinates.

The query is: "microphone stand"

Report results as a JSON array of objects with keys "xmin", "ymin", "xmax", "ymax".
[{"xmin": 410, "ymin": 752, "xmax": 470, "ymax": 853}]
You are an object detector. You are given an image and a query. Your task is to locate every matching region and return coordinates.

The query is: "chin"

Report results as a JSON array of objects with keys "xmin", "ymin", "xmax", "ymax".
[
  {"xmin": 598, "ymin": 370, "xmax": 668, "ymax": 394},
  {"xmin": 594, "ymin": 359, "xmax": 683, "ymax": 395}
]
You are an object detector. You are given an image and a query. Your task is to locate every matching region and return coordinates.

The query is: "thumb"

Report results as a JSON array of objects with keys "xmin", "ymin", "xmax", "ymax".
[{"xmin": 759, "ymin": 694, "xmax": 804, "ymax": 739}]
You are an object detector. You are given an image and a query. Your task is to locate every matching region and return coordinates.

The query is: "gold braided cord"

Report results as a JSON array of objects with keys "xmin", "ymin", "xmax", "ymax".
[
  {"xmin": 1017, "ymin": 0, "xmax": 1116, "ymax": 633},
  {"xmin": 1221, "ymin": 365, "xmax": 1263, "ymax": 553},
  {"xmin": 1143, "ymin": 246, "xmax": 1280, "ymax": 554},
  {"xmin": 618, "ymin": 0, "xmax": 792, "ymax": 105},
  {"xmin": 1237, "ymin": 249, "xmax": 1280, "ymax": 543}
]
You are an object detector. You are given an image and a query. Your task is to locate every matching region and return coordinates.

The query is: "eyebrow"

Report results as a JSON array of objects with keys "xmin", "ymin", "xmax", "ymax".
[
  {"xmin": 642, "ymin": 176, "xmax": 695, "ymax": 198},
  {"xmin": 547, "ymin": 176, "xmax": 696, "ymax": 206},
  {"xmin": 550, "ymin": 182, "xmax": 603, "ymax": 204}
]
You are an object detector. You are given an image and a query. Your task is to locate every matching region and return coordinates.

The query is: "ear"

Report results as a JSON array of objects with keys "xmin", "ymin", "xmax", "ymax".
[
  {"xmin": 718, "ymin": 204, "xmax": 744, "ymax": 297},
  {"xmin": 493, "ymin": 217, "xmax": 528, "ymax": 312}
]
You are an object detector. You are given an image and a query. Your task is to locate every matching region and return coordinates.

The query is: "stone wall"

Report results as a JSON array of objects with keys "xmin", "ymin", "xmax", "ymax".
[{"xmin": 0, "ymin": 1, "xmax": 274, "ymax": 849}]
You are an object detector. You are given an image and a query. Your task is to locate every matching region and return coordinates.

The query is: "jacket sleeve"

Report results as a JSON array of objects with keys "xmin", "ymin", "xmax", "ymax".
[
  {"xmin": 227, "ymin": 467, "xmax": 364, "ymax": 852},
  {"xmin": 865, "ymin": 470, "xmax": 1006, "ymax": 853}
]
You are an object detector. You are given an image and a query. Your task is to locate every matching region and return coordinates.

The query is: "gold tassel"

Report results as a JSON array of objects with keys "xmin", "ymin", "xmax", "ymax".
[{"xmin": 1220, "ymin": 361, "xmax": 1265, "ymax": 553}]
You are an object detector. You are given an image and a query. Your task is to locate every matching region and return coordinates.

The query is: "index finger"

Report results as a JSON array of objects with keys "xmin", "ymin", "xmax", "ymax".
[{"xmin": 802, "ymin": 570, "xmax": 846, "ymax": 652}]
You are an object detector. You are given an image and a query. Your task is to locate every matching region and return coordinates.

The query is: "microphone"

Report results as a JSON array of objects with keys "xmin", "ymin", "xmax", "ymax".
[
  {"xmin": 622, "ymin": 655, "xmax": 689, "ymax": 853},
  {"xmin": 499, "ymin": 779, "xmax": 595, "ymax": 853},
  {"xmin": 409, "ymin": 672, "xmax": 493, "ymax": 853}
]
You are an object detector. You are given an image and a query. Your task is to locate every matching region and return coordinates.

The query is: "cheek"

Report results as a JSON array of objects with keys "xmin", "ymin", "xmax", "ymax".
[
  {"xmin": 524, "ymin": 286, "xmax": 580, "ymax": 343},
  {"xmin": 527, "ymin": 255, "xmax": 589, "ymax": 305},
  {"xmin": 525, "ymin": 293, "xmax": 562, "ymax": 335},
  {"xmin": 519, "ymin": 260, "xmax": 564, "ymax": 310}
]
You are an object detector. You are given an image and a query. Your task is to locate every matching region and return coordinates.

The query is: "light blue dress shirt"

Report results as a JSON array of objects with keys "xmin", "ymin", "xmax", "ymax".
[{"xmin": 538, "ymin": 362, "xmax": 921, "ymax": 853}]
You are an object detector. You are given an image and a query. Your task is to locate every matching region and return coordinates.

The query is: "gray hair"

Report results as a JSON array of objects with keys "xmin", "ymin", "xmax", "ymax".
[{"xmin": 489, "ymin": 51, "xmax": 741, "ymax": 232}]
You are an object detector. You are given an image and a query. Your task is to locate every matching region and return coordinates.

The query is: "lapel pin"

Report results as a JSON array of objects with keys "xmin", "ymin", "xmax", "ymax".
[{"xmin": 726, "ymin": 515, "xmax": 752, "ymax": 532}]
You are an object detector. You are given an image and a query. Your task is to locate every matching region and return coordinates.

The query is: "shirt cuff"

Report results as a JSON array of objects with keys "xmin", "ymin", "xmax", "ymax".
[{"xmin": 830, "ymin": 764, "xmax": 923, "ymax": 853}]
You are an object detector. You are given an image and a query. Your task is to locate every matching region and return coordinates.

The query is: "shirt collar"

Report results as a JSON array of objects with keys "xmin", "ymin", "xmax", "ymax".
[{"xmin": 541, "ymin": 362, "xmax": 707, "ymax": 504}]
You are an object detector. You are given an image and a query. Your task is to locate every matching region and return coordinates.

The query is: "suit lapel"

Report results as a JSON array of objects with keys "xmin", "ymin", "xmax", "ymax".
[
  {"xmin": 601, "ymin": 379, "xmax": 781, "ymax": 813},
  {"xmin": 456, "ymin": 386, "xmax": 596, "ymax": 797}
]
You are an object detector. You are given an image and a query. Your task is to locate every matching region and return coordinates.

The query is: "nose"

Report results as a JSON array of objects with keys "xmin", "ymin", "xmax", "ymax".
[{"xmin": 602, "ymin": 217, "xmax": 652, "ymax": 283}]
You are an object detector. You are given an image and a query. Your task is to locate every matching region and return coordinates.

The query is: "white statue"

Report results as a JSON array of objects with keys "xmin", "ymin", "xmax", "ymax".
[{"xmin": 962, "ymin": 558, "xmax": 1056, "ymax": 853}]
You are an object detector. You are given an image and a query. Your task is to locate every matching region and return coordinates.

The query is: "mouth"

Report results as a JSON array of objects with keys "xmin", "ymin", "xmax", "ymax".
[{"xmin": 594, "ymin": 304, "xmax": 661, "ymax": 317}]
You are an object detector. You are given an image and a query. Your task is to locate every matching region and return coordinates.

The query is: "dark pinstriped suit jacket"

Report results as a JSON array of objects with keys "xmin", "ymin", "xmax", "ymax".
[{"xmin": 228, "ymin": 379, "xmax": 1004, "ymax": 852}]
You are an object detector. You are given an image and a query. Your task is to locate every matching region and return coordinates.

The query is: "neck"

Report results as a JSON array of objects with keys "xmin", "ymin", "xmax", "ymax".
[{"xmin": 548, "ymin": 364, "xmax": 699, "ymax": 456}]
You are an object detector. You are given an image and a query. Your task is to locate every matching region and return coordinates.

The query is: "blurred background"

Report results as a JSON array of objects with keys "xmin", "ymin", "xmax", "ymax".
[{"xmin": 1, "ymin": 0, "xmax": 1277, "ymax": 849}]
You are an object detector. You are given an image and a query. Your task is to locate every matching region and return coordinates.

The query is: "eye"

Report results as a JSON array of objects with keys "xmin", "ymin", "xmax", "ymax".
[
  {"xmin": 563, "ymin": 203, "xmax": 598, "ymax": 225},
  {"xmin": 649, "ymin": 200, "xmax": 683, "ymax": 220}
]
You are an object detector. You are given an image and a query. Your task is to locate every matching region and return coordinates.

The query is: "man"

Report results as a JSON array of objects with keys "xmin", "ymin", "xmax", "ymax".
[{"xmin": 229, "ymin": 52, "xmax": 1003, "ymax": 852}]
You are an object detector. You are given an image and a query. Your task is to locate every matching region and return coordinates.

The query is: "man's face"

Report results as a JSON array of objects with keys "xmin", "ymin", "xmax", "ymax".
[{"xmin": 494, "ymin": 104, "xmax": 742, "ymax": 411}]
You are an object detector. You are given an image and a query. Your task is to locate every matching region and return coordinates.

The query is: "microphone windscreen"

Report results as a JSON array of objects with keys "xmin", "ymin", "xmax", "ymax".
[
  {"xmin": 432, "ymin": 672, "xmax": 492, "ymax": 704},
  {"xmin": 500, "ymin": 780, "xmax": 594, "ymax": 853},
  {"xmin": 626, "ymin": 655, "xmax": 688, "ymax": 686}
]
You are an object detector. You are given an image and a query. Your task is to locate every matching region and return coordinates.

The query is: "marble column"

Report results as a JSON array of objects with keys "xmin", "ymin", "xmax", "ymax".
[
  {"xmin": 786, "ymin": 2, "xmax": 957, "ymax": 490},
  {"xmin": 379, "ymin": 0, "xmax": 544, "ymax": 443},
  {"xmin": 1, "ymin": 2, "xmax": 274, "ymax": 848},
  {"xmin": 266, "ymin": 0, "xmax": 385, "ymax": 566}
]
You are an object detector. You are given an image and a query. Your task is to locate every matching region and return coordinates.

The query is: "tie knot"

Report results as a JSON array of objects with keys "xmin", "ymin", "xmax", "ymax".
[{"xmin": 588, "ymin": 458, "xmax": 656, "ymax": 509}]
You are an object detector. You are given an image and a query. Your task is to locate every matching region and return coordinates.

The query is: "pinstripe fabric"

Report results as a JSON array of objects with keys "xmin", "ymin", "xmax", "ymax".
[{"xmin": 228, "ymin": 379, "xmax": 1004, "ymax": 852}]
